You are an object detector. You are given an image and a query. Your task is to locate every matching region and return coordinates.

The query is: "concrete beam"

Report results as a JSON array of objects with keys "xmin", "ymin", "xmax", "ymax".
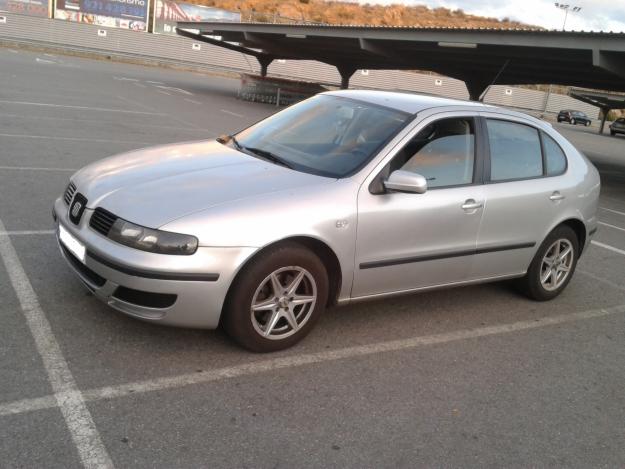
[{"xmin": 593, "ymin": 50, "xmax": 625, "ymax": 79}]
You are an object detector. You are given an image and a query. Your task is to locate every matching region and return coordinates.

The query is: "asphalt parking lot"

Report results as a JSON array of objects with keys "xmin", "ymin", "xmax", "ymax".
[{"xmin": 1, "ymin": 46, "xmax": 625, "ymax": 468}]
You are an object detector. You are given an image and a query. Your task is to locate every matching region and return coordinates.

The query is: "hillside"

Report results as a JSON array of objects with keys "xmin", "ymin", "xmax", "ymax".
[{"xmin": 196, "ymin": 0, "xmax": 535, "ymax": 29}]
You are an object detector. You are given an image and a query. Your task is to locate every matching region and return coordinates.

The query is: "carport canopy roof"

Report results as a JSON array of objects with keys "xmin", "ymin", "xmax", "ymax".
[
  {"xmin": 176, "ymin": 22, "xmax": 625, "ymax": 100},
  {"xmin": 569, "ymin": 88, "xmax": 625, "ymax": 111}
]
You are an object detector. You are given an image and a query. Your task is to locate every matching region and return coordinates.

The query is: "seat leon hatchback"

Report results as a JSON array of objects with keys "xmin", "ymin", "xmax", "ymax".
[{"xmin": 54, "ymin": 91, "xmax": 600, "ymax": 352}]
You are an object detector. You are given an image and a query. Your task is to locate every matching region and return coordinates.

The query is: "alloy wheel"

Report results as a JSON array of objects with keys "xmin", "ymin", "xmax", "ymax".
[
  {"xmin": 250, "ymin": 266, "xmax": 317, "ymax": 340},
  {"xmin": 540, "ymin": 239, "xmax": 574, "ymax": 291}
]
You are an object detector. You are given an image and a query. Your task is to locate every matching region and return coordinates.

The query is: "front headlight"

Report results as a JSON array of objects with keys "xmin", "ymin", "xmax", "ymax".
[{"xmin": 109, "ymin": 219, "xmax": 198, "ymax": 255}]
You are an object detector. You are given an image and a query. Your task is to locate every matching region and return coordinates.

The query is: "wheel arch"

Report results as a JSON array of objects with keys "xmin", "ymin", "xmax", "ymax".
[
  {"xmin": 557, "ymin": 218, "xmax": 587, "ymax": 254},
  {"xmin": 224, "ymin": 236, "xmax": 343, "ymax": 312}
]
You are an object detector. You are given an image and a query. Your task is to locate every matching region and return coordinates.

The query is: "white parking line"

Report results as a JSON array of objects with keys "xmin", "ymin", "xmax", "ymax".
[
  {"xmin": 0, "ymin": 112, "xmax": 209, "ymax": 133},
  {"xmin": 578, "ymin": 270, "xmax": 625, "ymax": 293},
  {"xmin": 598, "ymin": 221, "xmax": 625, "ymax": 233},
  {"xmin": 0, "ymin": 230, "xmax": 55, "ymax": 236},
  {"xmin": 601, "ymin": 207, "xmax": 625, "ymax": 217},
  {"xmin": 220, "ymin": 109, "xmax": 245, "ymax": 118},
  {"xmin": 0, "ymin": 165, "xmax": 76, "ymax": 172},
  {"xmin": 184, "ymin": 98, "xmax": 202, "ymax": 105},
  {"xmin": 113, "ymin": 76, "xmax": 139, "ymax": 82},
  {"xmin": 0, "ymin": 217, "xmax": 113, "ymax": 468},
  {"xmin": 0, "ymin": 133, "xmax": 150, "ymax": 145},
  {"xmin": 591, "ymin": 240, "xmax": 625, "ymax": 256},
  {"xmin": 35, "ymin": 57, "xmax": 56, "ymax": 65},
  {"xmin": 1, "ymin": 303, "xmax": 624, "ymax": 419},
  {"xmin": 146, "ymin": 80, "xmax": 165, "ymax": 85},
  {"xmin": 0, "ymin": 99, "xmax": 165, "ymax": 115}
]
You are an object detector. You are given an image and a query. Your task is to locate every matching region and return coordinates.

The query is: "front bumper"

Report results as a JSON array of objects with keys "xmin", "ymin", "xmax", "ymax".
[{"xmin": 54, "ymin": 197, "xmax": 256, "ymax": 329}]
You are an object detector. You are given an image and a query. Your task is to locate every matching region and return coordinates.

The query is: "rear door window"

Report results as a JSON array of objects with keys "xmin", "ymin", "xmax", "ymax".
[{"xmin": 486, "ymin": 120, "xmax": 543, "ymax": 181}]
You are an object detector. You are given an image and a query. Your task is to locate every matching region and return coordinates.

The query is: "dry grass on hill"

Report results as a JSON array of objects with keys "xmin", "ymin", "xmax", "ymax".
[{"xmin": 195, "ymin": 0, "xmax": 535, "ymax": 28}]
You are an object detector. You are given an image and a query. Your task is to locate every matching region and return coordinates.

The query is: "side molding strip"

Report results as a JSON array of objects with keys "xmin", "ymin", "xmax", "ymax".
[{"xmin": 359, "ymin": 242, "xmax": 536, "ymax": 270}]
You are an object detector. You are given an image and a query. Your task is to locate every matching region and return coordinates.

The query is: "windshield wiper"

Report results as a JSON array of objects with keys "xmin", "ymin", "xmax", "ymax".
[{"xmin": 242, "ymin": 147, "xmax": 294, "ymax": 169}]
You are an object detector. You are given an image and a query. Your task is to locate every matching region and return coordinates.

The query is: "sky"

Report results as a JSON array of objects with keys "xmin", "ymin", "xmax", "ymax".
[{"xmin": 355, "ymin": 0, "xmax": 625, "ymax": 32}]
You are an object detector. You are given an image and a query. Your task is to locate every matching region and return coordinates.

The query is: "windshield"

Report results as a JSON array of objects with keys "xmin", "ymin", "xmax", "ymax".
[{"xmin": 231, "ymin": 95, "xmax": 411, "ymax": 178}]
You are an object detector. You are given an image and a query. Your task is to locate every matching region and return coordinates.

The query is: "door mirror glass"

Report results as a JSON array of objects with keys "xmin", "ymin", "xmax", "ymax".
[{"xmin": 384, "ymin": 170, "xmax": 428, "ymax": 194}]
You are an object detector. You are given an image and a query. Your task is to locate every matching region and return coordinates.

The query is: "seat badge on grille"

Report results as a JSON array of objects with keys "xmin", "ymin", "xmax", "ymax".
[{"xmin": 69, "ymin": 193, "xmax": 88, "ymax": 225}]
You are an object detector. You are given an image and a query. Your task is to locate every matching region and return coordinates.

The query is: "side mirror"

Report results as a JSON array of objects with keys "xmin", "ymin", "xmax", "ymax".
[{"xmin": 384, "ymin": 170, "xmax": 428, "ymax": 194}]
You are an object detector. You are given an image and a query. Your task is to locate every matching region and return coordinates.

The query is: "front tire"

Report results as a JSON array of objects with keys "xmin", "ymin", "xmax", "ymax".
[
  {"xmin": 517, "ymin": 225, "xmax": 579, "ymax": 301},
  {"xmin": 571, "ymin": 118, "xmax": 576, "ymax": 125},
  {"xmin": 585, "ymin": 121, "xmax": 590, "ymax": 127},
  {"xmin": 223, "ymin": 242, "xmax": 329, "ymax": 352}
]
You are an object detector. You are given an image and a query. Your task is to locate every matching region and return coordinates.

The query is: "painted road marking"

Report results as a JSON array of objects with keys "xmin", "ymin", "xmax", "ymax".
[
  {"xmin": 601, "ymin": 207, "xmax": 625, "ymax": 217},
  {"xmin": 2, "ymin": 303, "xmax": 625, "ymax": 418},
  {"xmin": 220, "ymin": 109, "xmax": 245, "ymax": 118},
  {"xmin": 592, "ymin": 240, "xmax": 625, "ymax": 257},
  {"xmin": 0, "ymin": 99, "xmax": 165, "ymax": 115},
  {"xmin": 0, "ymin": 217, "xmax": 114, "ymax": 468},
  {"xmin": 184, "ymin": 98, "xmax": 202, "ymax": 105},
  {"xmin": 36, "ymin": 57, "xmax": 56, "ymax": 64},
  {"xmin": 578, "ymin": 269, "xmax": 625, "ymax": 293},
  {"xmin": 0, "ymin": 230, "xmax": 56, "ymax": 236},
  {"xmin": 598, "ymin": 221, "xmax": 625, "ymax": 233},
  {"xmin": 155, "ymin": 85, "xmax": 193, "ymax": 96},
  {"xmin": 146, "ymin": 80, "xmax": 165, "ymax": 85},
  {"xmin": 113, "ymin": 76, "xmax": 139, "ymax": 82},
  {"xmin": 0, "ymin": 165, "xmax": 77, "ymax": 172},
  {"xmin": 0, "ymin": 133, "xmax": 150, "ymax": 144},
  {"xmin": 0, "ymin": 112, "xmax": 209, "ymax": 133}
]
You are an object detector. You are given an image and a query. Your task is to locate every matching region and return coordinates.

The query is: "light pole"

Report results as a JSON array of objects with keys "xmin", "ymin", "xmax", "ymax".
[{"xmin": 554, "ymin": 3, "xmax": 582, "ymax": 31}]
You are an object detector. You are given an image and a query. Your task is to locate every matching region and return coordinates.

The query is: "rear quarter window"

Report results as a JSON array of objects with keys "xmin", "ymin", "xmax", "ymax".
[{"xmin": 541, "ymin": 132, "xmax": 567, "ymax": 176}]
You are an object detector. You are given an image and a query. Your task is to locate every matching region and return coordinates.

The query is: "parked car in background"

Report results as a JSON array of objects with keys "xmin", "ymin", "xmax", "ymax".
[
  {"xmin": 610, "ymin": 117, "xmax": 625, "ymax": 137},
  {"xmin": 557, "ymin": 110, "xmax": 592, "ymax": 126},
  {"xmin": 54, "ymin": 91, "xmax": 601, "ymax": 352}
]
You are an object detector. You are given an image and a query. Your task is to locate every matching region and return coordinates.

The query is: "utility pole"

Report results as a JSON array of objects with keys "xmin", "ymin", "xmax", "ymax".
[{"xmin": 554, "ymin": 3, "xmax": 582, "ymax": 31}]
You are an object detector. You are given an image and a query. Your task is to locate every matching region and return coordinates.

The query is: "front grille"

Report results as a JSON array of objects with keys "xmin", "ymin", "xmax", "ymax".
[
  {"xmin": 63, "ymin": 182, "xmax": 77, "ymax": 205},
  {"xmin": 89, "ymin": 208, "xmax": 118, "ymax": 236},
  {"xmin": 60, "ymin": 244, "xmax": 106, "ymax": 287},
  {"xmin": 113, "ymin": 286, "xmax": 177, "ymax": 309}
]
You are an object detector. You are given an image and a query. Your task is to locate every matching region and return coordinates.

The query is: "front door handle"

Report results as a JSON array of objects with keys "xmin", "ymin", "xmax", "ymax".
[
  {"xmin": 461, "ymin": 199, "xmax": 483, "ymax": 211},
  {"xmin": 549, "ymin": 191, "xmax": 565, "ymax": 201}
]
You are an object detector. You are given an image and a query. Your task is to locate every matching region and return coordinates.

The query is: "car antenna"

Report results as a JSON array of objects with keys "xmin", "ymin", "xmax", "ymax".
[{"xmin": 479, "ymin": 58, "xmax": 511, "ymax": 103}]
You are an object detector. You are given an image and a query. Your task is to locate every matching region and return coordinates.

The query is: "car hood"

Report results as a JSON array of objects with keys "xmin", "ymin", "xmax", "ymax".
[{"xmin": 72, "ymin": 140, "xmax": 334, "ymax": 228}]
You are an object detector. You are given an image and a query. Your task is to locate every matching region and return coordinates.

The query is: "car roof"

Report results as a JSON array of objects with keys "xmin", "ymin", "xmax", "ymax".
[
  {"xmin": 323, "ymin": 89, "xmax": 489, "ymax": 114},
  {"xmin": 321, "ymin": 89, "xmax": 550, "ymax": 129}
]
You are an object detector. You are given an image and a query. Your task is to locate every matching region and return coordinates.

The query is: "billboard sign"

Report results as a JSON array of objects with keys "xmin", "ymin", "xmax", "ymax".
[
  {"xmin": 54, "ymin": 0, "xmax": 149, "ymax": 31},
  {"xmin": 153, "ymin": 0, "xmax": 239, "ymax": 35},
  {"xmin": 0, "ymin": 0, "xmax": 51, "ymax": 17}
]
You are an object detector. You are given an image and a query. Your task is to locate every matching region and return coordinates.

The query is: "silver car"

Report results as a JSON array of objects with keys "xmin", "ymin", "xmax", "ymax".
[{"xmin": 54, "ymin": 90, "xmax": 600, "ymax": 352}]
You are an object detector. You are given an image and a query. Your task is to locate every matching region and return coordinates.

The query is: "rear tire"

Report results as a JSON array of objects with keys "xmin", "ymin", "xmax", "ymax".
[
  {"xmin": 516, "ymin": 225, "xmax": 579, "ymax": 301},
  {"xmin": 223, "ymin": 242, "xmax": 329, "ymax": 352},
  {"xmin": 571, "ymin": 119, "xmax": 576, "ymax": 125},
  {"xmin": 611, "ymin": 131, "xmax": 616, "ymax": 136},
  {"xmin": 585, "ymin": 121, "xmax": 590, "ymax": 127}
]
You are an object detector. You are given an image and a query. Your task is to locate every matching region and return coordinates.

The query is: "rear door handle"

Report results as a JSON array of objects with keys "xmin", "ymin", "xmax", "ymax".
[
  {"xmin": 461, "ymin": 199, "xmax": 483, "ymax": 211},
  {"xmin": 549, "ymin": 191, "xmax": 565, "ymax": 201}
]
